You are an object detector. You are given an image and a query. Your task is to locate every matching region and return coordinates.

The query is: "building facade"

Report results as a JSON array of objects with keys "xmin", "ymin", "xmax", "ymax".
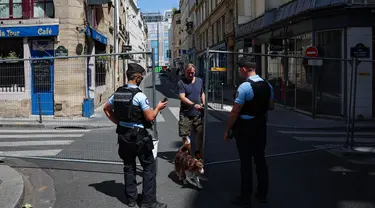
[
  {"xmin": 169, "ymin": 10, "xmax": 182, "ymax": 69},
  {"xmin": 179, "ymin": 0, "xmax": 195, "ymax": 66},
  {"xmin": 194, "ymin": 0, "xmax": 236, "ymax": 83},
  {"xmin": 235, "ymin": 0, "xmax": 375, "ymax": 120},
  {"xmin": 0, "ymin": 0, "xmax": 129, "ymax": 118},
  {"xmin": 125, "ymin": 0, "xmax": 147, "ymax": 69},
  {"xmin": 143, "ymin": 11, "xmax": 172, "ymax": 69}
]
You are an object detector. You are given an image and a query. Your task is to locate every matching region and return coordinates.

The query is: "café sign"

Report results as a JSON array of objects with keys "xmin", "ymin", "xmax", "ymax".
[{"xmin": 0, "ymin": 25, "xmax": 59, "ymax": 38}]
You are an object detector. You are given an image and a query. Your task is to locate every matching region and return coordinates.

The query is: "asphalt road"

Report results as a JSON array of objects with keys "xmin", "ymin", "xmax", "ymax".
[{"xmin": 4, "ymin": 73, "xmax": 375, "ymax": 208}]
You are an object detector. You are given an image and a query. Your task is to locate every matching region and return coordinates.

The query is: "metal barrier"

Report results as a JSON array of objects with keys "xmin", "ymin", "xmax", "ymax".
[
  {"xmin": 0, "ymin": 51, "xmax": 160, "ymax": 165},
  {"xmin": 202, "ymin": 48, "xmax": 372, "ymax": 164}
]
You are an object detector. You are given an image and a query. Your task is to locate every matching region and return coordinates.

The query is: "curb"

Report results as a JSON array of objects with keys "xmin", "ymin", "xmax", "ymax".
[
  {"xmin": 0, "ymin": 122, "xmax": 115, "ymax": 129},
  {"xmin": 0, "ymin": 165, "xmax": 24, "ymax": 208}
]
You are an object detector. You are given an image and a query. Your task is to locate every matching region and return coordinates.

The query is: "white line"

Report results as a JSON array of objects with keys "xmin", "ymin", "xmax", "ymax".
[
  {"xmin": 279, "ymin": 131, "xmax": 375, "ymax": 136},
  {"xmin": 0, "ymin": 134, "xmax": 84, "ymax": 139},
  {"xmin": 169, "ymin": 107, "xmax": 180, "ymax": 121},
  {"xmin": 293, "ymin": 137, "xmax": 375, "ymax": 143},
  {"xmin": 0, "ymin": 140, "xmax": 74, "ymax": 147},
  {"xmin": 156, "ymin": 113, "xmax": 165, "ymax": 122},
  {"xmin": 1, "ymin": 149, "xmax": 62, "ymax": 157},
  {"xmin": 0, "ymin": 129, "xmax": 91, "ymax": 133}
]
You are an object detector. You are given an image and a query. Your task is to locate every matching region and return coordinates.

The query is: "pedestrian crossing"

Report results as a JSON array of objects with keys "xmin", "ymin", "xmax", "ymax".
[
  {"xmin": 0, "ymin": 129, "xmax": 91, "ymax": 158},
  {"xmin": 277, "ymin": 129, "xmax": 375, "ymax": 163}
]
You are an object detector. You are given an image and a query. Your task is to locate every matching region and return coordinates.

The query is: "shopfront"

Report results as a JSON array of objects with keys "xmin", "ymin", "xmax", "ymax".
[
  {"xmin": 84, "ymin": 25, "xmax": 108, "ymax": 98},
  {"xmin": 236, "ymin": 1, "xmax": 375, "ymax": 119},
  {"xmin": 0, "ymin": 24, "xmax": 59, "ymax": 116}
]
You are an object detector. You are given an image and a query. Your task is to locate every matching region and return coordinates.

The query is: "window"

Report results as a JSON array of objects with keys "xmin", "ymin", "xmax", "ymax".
[
  {"xmin": 0, "ymin": 0, "xmax": 22, "ymax": 19},
  {"xmin": 0, "ymin": 39, "xmax": 24, "ymax": 92},
  {"xmin": 34, "ymin": 0, "xmax": 54, "ymax": 18},
  {"xmin": 164, "ymin": 40, "xmax": 168, "ymax": 61},
  {"xmin": 164, "ymin": 32, "xmax": 168, "ymax": 37}
]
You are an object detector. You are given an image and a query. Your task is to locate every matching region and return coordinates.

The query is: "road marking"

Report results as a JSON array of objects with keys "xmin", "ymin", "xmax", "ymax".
[
  {"xmin": 169, "ymin": 107, "xmax": 180, "ymax": 120},
  {"xmin": 292, "ymin": 137, "xmax": 375, "ymax": 143},
  {"xmin": 279, "ymin": 131, "xmax": 375, "ymax": 136},
  {"xmin": 0, "ymin": 129, "xmax": 91, "ymax": 133},
  {"xmin": 1, "ymin": 149, "xmax": 63, "ymax": 157},
  {"xmin": 0, "ymin": 140, "xmax": 74, "ymax": 147},
  {"xmin": 0, "ymin": 134, "xmax": 84, "ymax": 139},
  {"xmin": 156, "ymin": 113, "xmax": 165, "ymax": 122}
]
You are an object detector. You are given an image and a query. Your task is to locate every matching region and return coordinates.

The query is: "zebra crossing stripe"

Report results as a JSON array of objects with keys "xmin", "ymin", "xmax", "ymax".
[
  {"xmin": 0, "ymin": 140, "xmax": 74, "ymax": 147},
  {"xmin": 0, "ymin": 134, "xmax": 84, "ymax": 139},
  {"xmin": 0, "ymin": 129, "xmax": 91, "ymax": 133},
  {"xmin": 1, "ymin": 149, "xmax": 63, "ymax": 157}
]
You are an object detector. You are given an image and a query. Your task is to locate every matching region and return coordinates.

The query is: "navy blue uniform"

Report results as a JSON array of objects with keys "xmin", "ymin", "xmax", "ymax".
[{"xmin": 233, "ymin": 75, "xmax": 274, "ymax": 201}]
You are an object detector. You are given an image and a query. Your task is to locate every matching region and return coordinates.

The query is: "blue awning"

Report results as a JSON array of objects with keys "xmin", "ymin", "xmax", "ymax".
[{"xmin": 85, "ymin": 26, "xmax": 108, "ymax": 45}]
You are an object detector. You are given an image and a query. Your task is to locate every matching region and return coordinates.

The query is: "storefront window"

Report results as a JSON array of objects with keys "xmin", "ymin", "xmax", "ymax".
[
  {"xmin": 34, "ymin": 0, "xmax": 54, "ymax": 18},
  {"xmin": 0, "ymin": 39, "xmax": 24, "ymax": 92},
  {"xmin": 0, "ymin": 0, "xmax": 22, "ymax": 19}
]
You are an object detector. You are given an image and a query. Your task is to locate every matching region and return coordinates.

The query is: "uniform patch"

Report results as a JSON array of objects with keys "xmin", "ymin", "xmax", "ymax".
[{"xmin": 145, "ymin": 99, "xmax": 150, "ymax": 105}]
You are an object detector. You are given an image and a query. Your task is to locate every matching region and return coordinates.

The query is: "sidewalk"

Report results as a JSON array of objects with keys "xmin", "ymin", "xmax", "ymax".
[
  {"xmin": 0, "ymin": 105, "xmax": 115, "ymax": 129},
  {"xmin": 0, "ymin": 164, "xmax": 24, "ymax": 208}
]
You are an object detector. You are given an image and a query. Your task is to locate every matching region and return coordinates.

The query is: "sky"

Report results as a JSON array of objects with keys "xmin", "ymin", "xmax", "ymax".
[{"xmin": 137, "ymin": 0, "xmax": 179, "ymax": 13}]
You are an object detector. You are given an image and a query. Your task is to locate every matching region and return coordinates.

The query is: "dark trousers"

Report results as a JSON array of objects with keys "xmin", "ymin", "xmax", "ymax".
[
  {"xmin": 117, "ymin": 127, "xmax": 156, "ymax": 204},
  {"xmin": 233, "ymin": 116, "xmax": 269, "ymax": 198}
]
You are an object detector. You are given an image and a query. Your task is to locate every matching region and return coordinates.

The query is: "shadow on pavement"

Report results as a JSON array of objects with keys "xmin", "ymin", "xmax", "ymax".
[
  {"xmin": 190, "ymin": 119, "xmax": 375, "ymax": 208},
  {"xmin": 89, "ymin": 180, "xmax": 127, "ymax": 204}
]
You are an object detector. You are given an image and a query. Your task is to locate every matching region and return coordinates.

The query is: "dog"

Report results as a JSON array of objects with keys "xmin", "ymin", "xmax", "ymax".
[{"xmin": 174, "ymin": 143, "xmax": 204, "ymax": 189}]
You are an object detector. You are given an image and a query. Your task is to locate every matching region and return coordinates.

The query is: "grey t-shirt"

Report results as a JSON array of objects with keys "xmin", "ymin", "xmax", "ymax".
[{"xmin": 178, "ymin": 77, "xmax": 204, "ymax": 116}]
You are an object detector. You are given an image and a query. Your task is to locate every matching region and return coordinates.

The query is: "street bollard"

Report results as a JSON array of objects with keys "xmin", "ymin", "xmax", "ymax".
[
  {"xmin": 38, "ymin": 93, "xmax": 42, "ymax": 124},
  {"xmin": 221, "ymin": 83, "xmax": 224, "ymax": 109}
]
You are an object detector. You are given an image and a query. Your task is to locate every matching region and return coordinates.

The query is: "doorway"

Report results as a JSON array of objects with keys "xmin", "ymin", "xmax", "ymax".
[{"xmin": 30, "ymin": 39, "xmax": 55, "ymax": 115}]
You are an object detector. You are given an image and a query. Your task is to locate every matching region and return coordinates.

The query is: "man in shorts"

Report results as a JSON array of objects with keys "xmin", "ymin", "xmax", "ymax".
[{"xmin": 177, "ymin": 63, "xmax": 206, "ymax": 159}]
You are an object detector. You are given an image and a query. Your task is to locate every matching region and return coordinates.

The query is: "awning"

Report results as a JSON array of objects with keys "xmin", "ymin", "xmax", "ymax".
[
  {"xmin": 85, "ymin": 26, "xmax": 108, "ymax": 45},
  {"xmin": 87, "ymin": 0, "xmax": 112, "ymax": 5}
]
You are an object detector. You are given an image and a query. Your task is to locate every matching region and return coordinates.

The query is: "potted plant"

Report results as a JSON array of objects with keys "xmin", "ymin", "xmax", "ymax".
[{"xmin": 4, "ymin": 51, "xmax": 20, "ymax": 63}]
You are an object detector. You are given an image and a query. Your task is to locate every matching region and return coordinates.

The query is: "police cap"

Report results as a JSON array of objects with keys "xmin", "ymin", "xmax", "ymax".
[
  {"xmin": 237, "ymin": 56, "xmax": 256, "ymax": 70},
  {"xmin": 127, "ymin": 63, "xmax": 145, "ymax": 75}
]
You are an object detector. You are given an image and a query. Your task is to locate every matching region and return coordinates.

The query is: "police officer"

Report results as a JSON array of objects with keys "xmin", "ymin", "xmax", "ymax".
[
  {"xmin": 103, "ymin": 63, "xmax": 168, "ymax": 208},
  {"xmin": 224, "ymin": 57, "xmax": 274, "ymax": 208}
]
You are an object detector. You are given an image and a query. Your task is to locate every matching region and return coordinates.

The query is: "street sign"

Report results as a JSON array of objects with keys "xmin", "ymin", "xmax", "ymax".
[
  {"xmin": 308, "ymin": 59, "xmax": 323, "ymax": 66},
  {"xmin": 305, "ymin": 46, "xmax": 318, "ymax": 57},
  {"xmin": 350, "ymin": 43, "xmax": 370, "ymax": 58},
  {"xmin": 122, "ymin": 45, "xmax": 132, "ymax": 51}
]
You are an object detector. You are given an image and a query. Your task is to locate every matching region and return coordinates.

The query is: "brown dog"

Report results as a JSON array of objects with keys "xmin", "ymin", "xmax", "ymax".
[{"xmin": 174, "ymin": 144, "xmax": 204, "ymax": 189}]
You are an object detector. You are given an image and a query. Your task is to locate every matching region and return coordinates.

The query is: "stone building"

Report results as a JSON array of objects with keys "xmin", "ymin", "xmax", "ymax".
[
  {"xmin": 170, "ymin": 10, "xmax": 182, "ymax": 69},
  {"xmin": 0, "ymin": 0, "xmax": 129, "ymax": 118},
  {"xmin": 235, "ymin": 0, "xmax": 375, "ymax": 119},
  {"xmin": 194, "ymin": 0, "xmax": 236, "ymax": 84}
]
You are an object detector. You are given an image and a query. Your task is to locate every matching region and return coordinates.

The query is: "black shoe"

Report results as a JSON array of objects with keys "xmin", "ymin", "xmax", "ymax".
[
  {"xmin": 140, "ymin": 201, "xmax": 167, "ymax": 208},
  {"xmin": 254, "ymin": 193, "xmax": 268, "ymax": 203},
  {"xmin": 230, "ymin": 196, "xmax": 252, "ymax": 208},
  {"xmin": 127, "ymin": 201, "xmax": 136, "ymax": 207}
]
